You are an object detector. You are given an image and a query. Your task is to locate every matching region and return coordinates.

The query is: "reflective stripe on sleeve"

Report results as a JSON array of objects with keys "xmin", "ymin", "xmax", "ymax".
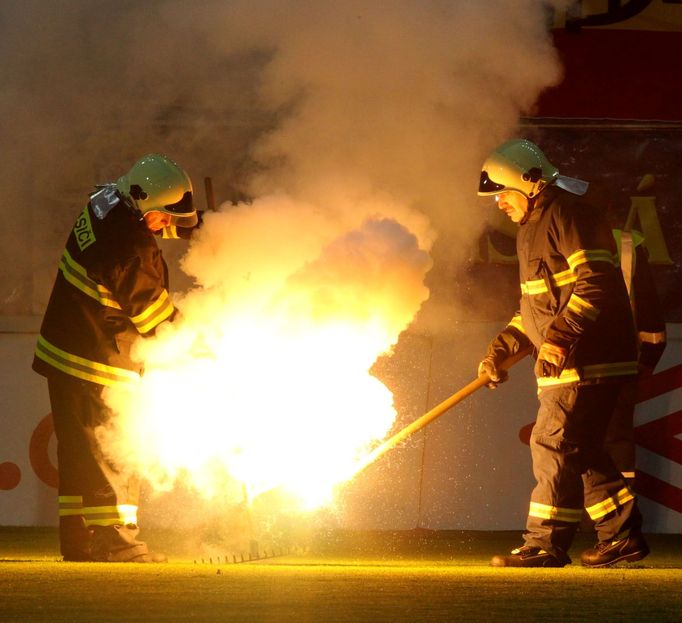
[
  {"xmin": 59, "ymin": 249, "xmax": 121, "ymax": 310},
  {"xmin": 566, "ymin": 248, "xmax": 617, "ymax": 271},
  {"xmin": 586, "ymin": 487, "xmax": 635, "ymax": 520},
  {"xmin": 520, "ymin": 268, "xmax": 577, "ymax": 296},
  {"xmin": 129, "ymin": 289, "xmax": 174, "ymax": 334},
  {"xmin": 34, "ymin": 335, "xmax": 140, "ymax": 387},
  {"xmin": 507, "ymin": 314, "xmax": 526, "ymax": 334},
  {"xmin": 567, "ymin": 293, "xmax": 599, "ymax": 321},
  {"xmin": 529, "ymin": 501, "xmax": 583, "ymax": 523},
  {"xmin": 520, "ymin": 249, "xmax": 617, "ymax": 296}
]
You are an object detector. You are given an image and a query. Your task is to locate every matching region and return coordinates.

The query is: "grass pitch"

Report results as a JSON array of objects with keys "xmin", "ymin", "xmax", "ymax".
[{"xmin": 1, "ymin": 528, "xmax": 681, "ymax": 622}]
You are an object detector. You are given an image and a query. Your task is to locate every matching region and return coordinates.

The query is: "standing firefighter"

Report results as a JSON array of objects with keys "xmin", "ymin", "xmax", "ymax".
[
  {"xmin": 33, "ymin": 154, "xmax": 198, "ymax": 562},
  {"xmin": 477, "ymin": 139, "xmax": 648, "ymax": 568}
]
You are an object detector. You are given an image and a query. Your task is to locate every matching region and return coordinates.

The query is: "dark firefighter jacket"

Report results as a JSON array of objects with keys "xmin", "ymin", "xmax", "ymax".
[
  {"xmin": 486, "ymin": 185, "xmax": 639, "ymax": 389},
  {"xmin": 33, "ymin": 189, "xmax": 175, "ymax": 388},
  {"xmin": 613, "ymin": 228, "xmax": 667, "ymax": 371}
]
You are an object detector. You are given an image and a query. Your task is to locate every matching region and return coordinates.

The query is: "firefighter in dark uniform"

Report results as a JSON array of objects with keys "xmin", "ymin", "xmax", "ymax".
[
  {"xmin": 33, "ymin": 154, "xmax": 198, "ymax": 562},
  {"xmin": 605, "ymin": 228, "xmax": 667, "ymax": 482},
  {"xmin": 476, "ymin": 139, "xmax": 649, "ymax": 567}
]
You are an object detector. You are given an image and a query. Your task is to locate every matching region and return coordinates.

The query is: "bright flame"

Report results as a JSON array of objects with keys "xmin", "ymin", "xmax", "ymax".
[{"xmin": 100, "ymin": 205, "xmax": 432, "ymax": 511}]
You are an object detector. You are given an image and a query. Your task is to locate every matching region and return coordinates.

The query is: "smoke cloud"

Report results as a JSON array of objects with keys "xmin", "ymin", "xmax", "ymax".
[
  {"xmin": 1, "ymin": 0, "xmax": 563, "ymax": 315},
  {"xmin": 3, "ymin": 1, "xmax": 565, "ymax": 526}
]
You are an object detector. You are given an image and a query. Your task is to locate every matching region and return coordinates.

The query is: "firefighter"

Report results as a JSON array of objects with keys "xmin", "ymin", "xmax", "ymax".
[
  {"xmin": 33, "ymin": 154, "xmax": 198, "ymax": 562},
  {"xmin": 476, "ymin": 139, "xmax": 648, "ymax": 567},
  {"xmin": 605, "ymin": 227, "xmax": 666, "ymax": 483}
]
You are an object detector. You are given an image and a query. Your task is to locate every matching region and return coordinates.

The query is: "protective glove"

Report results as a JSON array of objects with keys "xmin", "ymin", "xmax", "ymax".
[
  {"xmin": 478, "ymin": 357, "xmax": 509, "ymax": 389},
  {"xmin": 534, "ymin": 342, "xmax": 568, "ymax": 379}
]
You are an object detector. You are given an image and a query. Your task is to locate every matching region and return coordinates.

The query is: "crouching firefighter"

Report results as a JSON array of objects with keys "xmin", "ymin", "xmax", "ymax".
[
  {"xmin": 33, "ymin": 154, "xmax": 199, "ymax": 562},
  {"xmin": 476, "ymin": 139, "xmax": 648, "ymax": 568}
]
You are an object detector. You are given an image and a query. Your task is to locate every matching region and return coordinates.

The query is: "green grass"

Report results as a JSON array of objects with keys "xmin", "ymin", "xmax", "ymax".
[{"xmin": 1, "ymin": 528, "xmax": 681, "ymax": 622}]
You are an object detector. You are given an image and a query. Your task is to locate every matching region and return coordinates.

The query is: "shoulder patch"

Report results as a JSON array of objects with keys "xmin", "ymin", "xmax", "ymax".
[{"xmin": 73, "ymin": 205, "xmax": 96, "ymax": 251}]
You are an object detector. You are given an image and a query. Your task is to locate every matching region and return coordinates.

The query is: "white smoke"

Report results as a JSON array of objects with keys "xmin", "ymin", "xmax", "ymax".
[
  {"xmin": 1, "ymin": 0, "xmax": 563, "ymax": 315},
  {"xmin": 2, "ymin": 1, "xmax": 565, "ymax": 516},
  {"xmin": 183, "ymin": 0, "xmax": 563, "ymax": 235}
]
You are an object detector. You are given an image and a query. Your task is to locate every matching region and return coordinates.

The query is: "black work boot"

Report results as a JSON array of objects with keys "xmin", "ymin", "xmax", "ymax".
[
  {"xmin": 128, "ymin": 551, "xmax": 168, "ymax": 563},
  {"xmin": 60, "ymin": 517, "xmax": 94, "ymax": 562},
  {"xmin": 491, "ymin": 546, "xmax": 570, "ymax": 568},
  {"xmin": 581, "ymin": 532, "xmax": 649, "ymax": 567},
  {"xmin": 90, "ymin": 524, "xmax": 166, "ymax": 563}
]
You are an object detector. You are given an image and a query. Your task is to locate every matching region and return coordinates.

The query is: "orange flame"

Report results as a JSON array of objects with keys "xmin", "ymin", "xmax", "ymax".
[{"xmin": 100, "ymin": 209, "xmax": 432, "ymax": 511}]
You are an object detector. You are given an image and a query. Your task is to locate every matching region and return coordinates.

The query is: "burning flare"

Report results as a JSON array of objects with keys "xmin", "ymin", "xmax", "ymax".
[{"xmin": 100, "ymin": 196, "xmax": 432, "ymax": 510}]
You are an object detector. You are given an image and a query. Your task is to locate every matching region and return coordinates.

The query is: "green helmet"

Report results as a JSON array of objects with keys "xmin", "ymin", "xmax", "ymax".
[
  {"xmin": 116, "ymin": 154, "xmax": 197, "ymax": 227},
  {"xmin": 478, "ymin": 139, "xmax": 558, "ymax": 200}
]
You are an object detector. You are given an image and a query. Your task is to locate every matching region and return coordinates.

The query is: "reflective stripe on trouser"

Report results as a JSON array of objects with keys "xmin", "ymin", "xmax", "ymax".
[
  {"xmin": 59, "ymin": 498, "xmax": 138, "ymax": 526},
  {"xmin": 58, "ymin": 495, "xmax": 91, "ymax": 560},
  {"xmin": 83, "ymin": 504, "xmax": 138, "ymax": 527},
  {"xmin": 48, "ymin": 375, "xmax": 142, "ymax": 558},
  {"xmin": 525, "ymin": 382, "xmax": 642, "ymax": 558},
  {"xmin": 59, "ymin": 495, "xmax": 84, "ymax": 517}
]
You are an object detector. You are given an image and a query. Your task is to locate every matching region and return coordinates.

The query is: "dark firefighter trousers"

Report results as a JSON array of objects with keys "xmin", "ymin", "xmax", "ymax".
[
  {"xmin": 48, "ymin": 375, "xmax": 149, "ymax": 561},
  {"xmin": 524, "ymin": 381, "xmax": 643, "ymax": 559}
]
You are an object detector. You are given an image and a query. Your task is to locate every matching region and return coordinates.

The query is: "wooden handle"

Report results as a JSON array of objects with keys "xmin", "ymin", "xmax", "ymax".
[{"xmin": 354, "ymin": 346, "xmax": 532, "ymax": 474}]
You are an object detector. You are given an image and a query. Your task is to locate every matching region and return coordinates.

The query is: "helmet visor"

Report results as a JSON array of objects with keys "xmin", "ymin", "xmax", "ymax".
[
  {"xmin": 165, "ymin": 191, "xmax": 193, "ymax": 215},
  {"xmin": 163, "ymin": 191, "xmax": 198, "ymax": 227},
  {"xmin": 478, "ymin": 170, "xmax": 506, "ymax": 195}
]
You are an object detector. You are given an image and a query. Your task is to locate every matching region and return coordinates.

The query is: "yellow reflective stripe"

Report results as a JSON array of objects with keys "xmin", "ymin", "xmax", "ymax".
[
  {"xmin": 520, "ymin": 270, "xmax": 577, "ymax": 296},
  {"xmin": 59, "ymin": 510, "xmax": 85, "ymax": 517},
  {"xmin": 586, "ymin": 487, "xmax": 634, "ymax": 520},
  {"xmin": 59, "ymin": 495, "xmax": 83, "ymax": 504},
  {"xmin": 161, "ymin": 225, "xmax": 179, "ymax": 239},
  {"xmin": 60, "ymin": 249, "xmax": 121, "ymax": 310},
  {"xmin": 507, "ymin": 314, "xmax": 526, "ymax": 334},
  {"xmin": 521, "ymin": 278, "xmax": 547, "ymax": 295},
  {"xmin": 62, "ymin": 248, "xmax": 174, "ymax": 333},
  {"xmin": 567, "ymin": 293, "xmax": 599, "ymax": 321},
  {"xmin": 537, "ymin": 368, "xmax": 581, "ymax": 388},
  {"xmin": 74, "ymin": 205, "xmax": 96, "ymax": 251},
  {"xmin": 130, "ymin": 289, "xmax": 174, "ymax": 334},
  {"xmin": 137, "ymin": 302, "xmax": 174, "ymax": 334},
  {"xmin": 567, "ymin": 248, "xmax": 617, "ymax": 271},
  {"xmin": 582, "ymin": 361, "xmax": 638, "ymax": 379},
  {"xmin": 639, "ymin": 330, "xmax": 666, "ymax": 345},
  {"xmin": 520, "ymin": 249, "xmax": 617, "ymax": 297},
  {"xmin": 552, "ymin": 268, "xmax": 576, "ymax": 287},
  {"xmin": 537, "ymin": 361, "xmax": 638, "ymax": 388},
  {"xmin": 59, "ymin": 495, "xmax": 84, "ymax": 517},
  {"xmin": 82, "ymin": 504, "xmax": 138, "ymax": 527},
  {"xmin": 35, "ymin": 335, "xmax": 140, "ymax": 387},
  {"xmin": 529, "ymin": 501, "xmax": 583, "ymax": 523}
]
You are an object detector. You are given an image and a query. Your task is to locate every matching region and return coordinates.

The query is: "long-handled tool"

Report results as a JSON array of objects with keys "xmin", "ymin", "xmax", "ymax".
[
  {"xmin": 354, "ymin": 347, "xmax": 532, "ymax": 474},
  {"xmin": 204, "ymin": 177, "xmax": 216, "ymax": 212}
]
